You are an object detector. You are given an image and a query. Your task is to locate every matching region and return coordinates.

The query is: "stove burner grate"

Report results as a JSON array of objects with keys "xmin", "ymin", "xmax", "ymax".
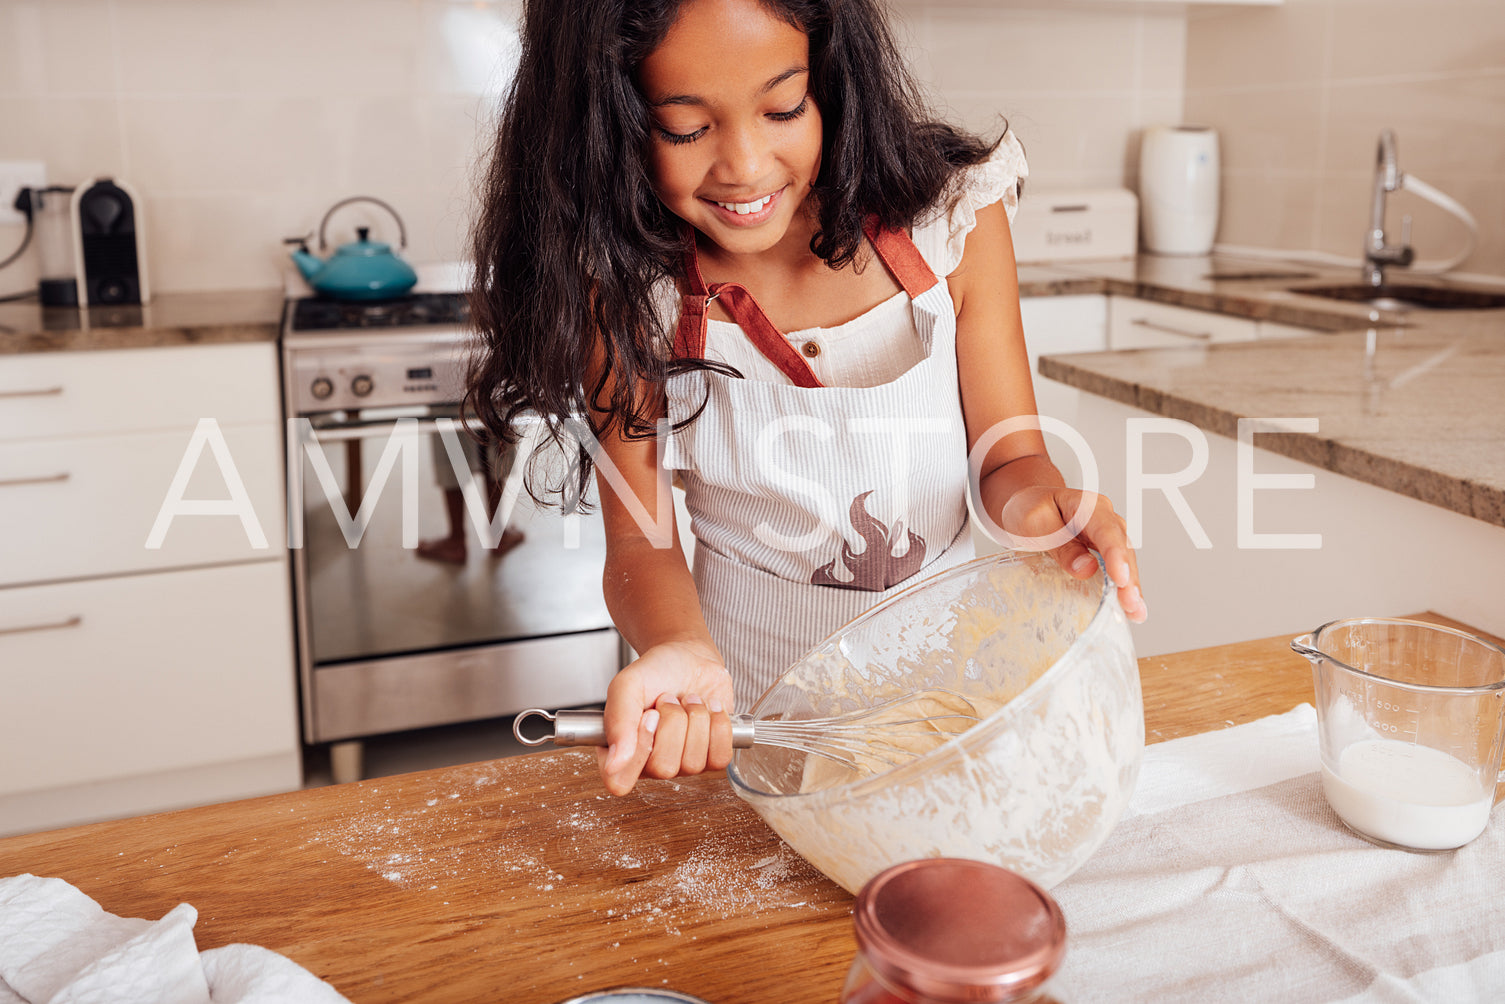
[{"xmin": 289, "ymin": 292, "xmax": 470, "ymax": 331}]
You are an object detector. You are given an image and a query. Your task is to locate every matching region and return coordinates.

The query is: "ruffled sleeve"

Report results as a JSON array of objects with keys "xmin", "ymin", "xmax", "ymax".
[{"xmin": 911, "ymin": 129, "xmax": 1029, "ymax": 278}]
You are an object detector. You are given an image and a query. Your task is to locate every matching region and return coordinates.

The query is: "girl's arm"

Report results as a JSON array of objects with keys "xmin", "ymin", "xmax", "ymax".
[
  {"xmin": 588, "ymin": 373, "xmax": 736, "ymax": 795},
  {"xmin": 949, "ymin": 201, "xmax": 1147, "ymax": 623}
]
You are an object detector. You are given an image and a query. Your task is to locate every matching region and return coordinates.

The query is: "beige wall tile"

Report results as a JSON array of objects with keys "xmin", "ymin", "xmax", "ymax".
[
  {"xmin": 144, "ymin": 192, "xmax": 297, "ymax": 292},
  {"xmin": 324, "ymin": 97, "xmax": 428, "ymax": 194},
  {"xmin": 926, "ymin": 7, "xmax": 1140, "ymax": 94},
  {"xmin": 1139, "ymin": 13, "xmax": 1187, "ymax": 92},
  {"xmin": 0, "ymin": 0, "xmax": 116, "ymax": 96},
  {"xmin": 114, "ymin": 0, "xmax": 428, "ymax": 97},
  {"xmin": 1312, "ymin": 170, "xmax": 1371, "ymax": 261},
  {"xmin": 1184, "ymin": 84, "xmax": 1325, "ymax": 175},
  {"xmin": 0, "ymin": 4, "xmax": 39, "ymax": 93},
  {"xmin": 412, "ymin": 1, "xmax": 522, "ymax": 96},
  {"xmin": 113, "ymin": 1, "xmax": 275, "ymax": 94},
  {"xmin": 1185, "ymin": 4, "xmax": 1331, "ymax": 90},
  {"xmin": 0, "ymin": 96, "xmax": 126, "ymax": 182},
  {"xmin": 120, "ymin": 96, "xmax": 341, "ymax": 194},
  {"xmin": 996, "ymin": 91, "xmax": 1140, "ymax": 187},
  {"xmin": 1216, "ymin": 171, "xmax": 1320, "ymax": 251},
  {"xmin": 1325, "ymin": 74, "xmax": 1505, "ymax": 178},
  {"xmin": 424, "ymin": 96, "xmax": 497, "ymax": 184},
  {"xmin": 35, "ymin": 0, "xmax": 116, "ymax": 94},
  {"xmin": 1327, "ymin": 0, "xmax": 1505, "ymax": 80}
]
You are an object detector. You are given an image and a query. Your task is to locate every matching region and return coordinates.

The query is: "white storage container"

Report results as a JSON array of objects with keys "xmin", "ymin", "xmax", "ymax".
[
  {"xmin": 1011, "ymin": 188, "xmax": 1139, "ymax": 264},
  {"xmin": 1139, "ymin": 125, "xmax": 1221, "ymax": 255}
]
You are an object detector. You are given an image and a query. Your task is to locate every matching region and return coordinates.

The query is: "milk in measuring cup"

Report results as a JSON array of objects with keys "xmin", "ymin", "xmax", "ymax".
[{"xmin": 1321, "ymin": 739, "xmax": 1494, "ymax": 850}]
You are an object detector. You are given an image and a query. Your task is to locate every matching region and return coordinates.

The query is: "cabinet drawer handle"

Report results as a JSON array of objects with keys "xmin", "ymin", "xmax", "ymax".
[
  {"xmin": 0, "ymin": 386, "xmax": 64, "ymax": 399},
  {"xmin": 1130, "ymin": 318, "xmax": 1213, "ymax": 341},
  {"xmin": 0, "ymin": 615, "xmax": 82, "ymax": 638},
  {"xmin": 0, "ymin": 472, "xmax": 70, "ymax": 488}
]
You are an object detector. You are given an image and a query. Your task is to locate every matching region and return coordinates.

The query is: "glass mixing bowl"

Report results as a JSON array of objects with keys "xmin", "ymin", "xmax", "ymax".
[{"xmin": 728, "ymin": 551, "xmax": 1143, "ymax": 894}]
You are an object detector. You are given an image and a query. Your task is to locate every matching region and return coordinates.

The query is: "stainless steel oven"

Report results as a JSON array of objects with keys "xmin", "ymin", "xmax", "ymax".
[{"xmin": 281, "ymin": 286, "xmax": 619, "ymax": 777}]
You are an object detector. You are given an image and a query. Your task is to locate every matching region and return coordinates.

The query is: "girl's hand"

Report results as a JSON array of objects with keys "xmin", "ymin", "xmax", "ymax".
[
  {"xmin": 597, "ymin": 639, "xmax": 736, "ymax": 796},
  {"xmin": 999, "ymin": 485, "xmax": 1147, "ymax": 623}
]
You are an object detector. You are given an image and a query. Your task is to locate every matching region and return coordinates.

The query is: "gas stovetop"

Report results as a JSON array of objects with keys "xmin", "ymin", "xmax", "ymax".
[
  {"xmin": 281, "ymin": 290, "xmax": 476, "ymax": 414},
  {"xmin": 287, "ymin": 292, "xmax": 470, "ymax": 332}
]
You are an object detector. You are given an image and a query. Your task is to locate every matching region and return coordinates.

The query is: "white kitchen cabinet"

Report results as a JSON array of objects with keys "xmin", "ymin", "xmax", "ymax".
[
  {"xmin": 0, "ymin": 423, "xmax": 282, "ymax": 587},
  {"xmin": 1021, "ymin": 294, "xmax": 1108, "ymax": 430},
  {"xmin": 0, "ymin": 343, "xmax": 278, "ymax": 442},
  {"xmin": 0, "ymin": 562, "xmax": 298, "ymax": 797},
  {"xmin": 1108, "ymin": 295, "xmax": 1259, "ymax": 349},
  {"xmin": 0, "ymin": 341, "xmax": 299, "ymax": 836},
  {"xmin": 1069, "ymin": 392, "xmax": 1505, "ymax": 657}
]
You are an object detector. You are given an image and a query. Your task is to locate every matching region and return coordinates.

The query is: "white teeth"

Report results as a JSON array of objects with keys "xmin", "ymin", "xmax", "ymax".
[{"xmin": 716, "ymin": 194, "xmax": 773, "ymax": 215}]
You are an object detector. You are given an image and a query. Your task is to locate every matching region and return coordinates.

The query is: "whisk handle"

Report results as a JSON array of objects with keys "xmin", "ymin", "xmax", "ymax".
[{"xmin": 514, "ymin": 708, "xmax": 756, "ymax": 749}]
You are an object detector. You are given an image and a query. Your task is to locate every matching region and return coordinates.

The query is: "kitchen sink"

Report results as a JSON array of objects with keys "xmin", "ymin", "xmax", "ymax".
[{"xmin": 1291, "ymin": 282, "xmax": 1505, "ymax": 311}]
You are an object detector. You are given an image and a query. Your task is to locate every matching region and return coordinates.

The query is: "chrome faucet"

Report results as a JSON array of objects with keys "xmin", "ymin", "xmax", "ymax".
[{"xmin": 1364, "ymin": 129, "xmax": 1413, "ymax": 287}]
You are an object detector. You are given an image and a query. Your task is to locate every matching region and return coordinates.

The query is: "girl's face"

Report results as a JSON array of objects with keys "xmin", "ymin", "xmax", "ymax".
[{"xmin": 639, "ymin": 0, "xmax": 823, "ymax": 259}]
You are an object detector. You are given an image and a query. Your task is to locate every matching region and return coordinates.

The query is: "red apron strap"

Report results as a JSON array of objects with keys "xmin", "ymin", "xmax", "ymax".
[
  {"xmin": 673, "ymin": 292, "xmax": 710, "ymax": 360},
  {"xmin": 673, "ymin": 229, "xmax": 713, "ymax": 360},
  {"xmin": 862, "ymin": 216, "xmax": 939, "ymax": 299},
  {"xmin": 712, "ymin": 283, "xmax": 823, "ymax": 388},
  {"xmin": 671, "ymin": 219, "xmax": 933, "ymax": 386}
]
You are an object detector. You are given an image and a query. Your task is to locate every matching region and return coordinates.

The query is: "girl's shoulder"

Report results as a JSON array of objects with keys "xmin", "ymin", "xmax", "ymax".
[{"xmin": 912, "ymin": 129, "xmax": 1029, "ymax": 278}]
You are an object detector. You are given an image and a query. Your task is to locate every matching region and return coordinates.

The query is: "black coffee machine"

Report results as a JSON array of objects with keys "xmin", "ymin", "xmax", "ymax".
[{"xmin": 70, "ymin": 177, "xmax": 150, "ymax": 307}]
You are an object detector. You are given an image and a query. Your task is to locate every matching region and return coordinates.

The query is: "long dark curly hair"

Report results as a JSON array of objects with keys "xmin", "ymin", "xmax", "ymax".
[{"xmin": 467, "ymin": 0, "xmax": 1001, "ymax": 506}]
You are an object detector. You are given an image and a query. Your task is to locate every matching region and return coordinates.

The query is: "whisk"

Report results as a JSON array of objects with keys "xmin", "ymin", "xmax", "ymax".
[{"xmin": 513, "ymin": 689, "xmax": 982, "ymax": 772}]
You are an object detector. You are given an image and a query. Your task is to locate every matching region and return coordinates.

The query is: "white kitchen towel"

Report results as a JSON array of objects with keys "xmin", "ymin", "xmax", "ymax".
[
  {"xmin": 1052, "ymin": 704, "xmax": 1505, "ymax": 1003},
  {"xmin": 0, "ymin": 875, "xmax": 349, "ymax": 1004}
]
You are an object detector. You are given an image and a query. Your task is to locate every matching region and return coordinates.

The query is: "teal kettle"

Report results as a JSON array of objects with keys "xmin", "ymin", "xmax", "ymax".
[{"xmin": 285, "ymin": 196, "xmax": 418, "ymax": 301}]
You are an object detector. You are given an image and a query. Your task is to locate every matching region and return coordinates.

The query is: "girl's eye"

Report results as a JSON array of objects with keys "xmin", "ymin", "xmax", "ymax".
[
  {"xmin": 768, "ymin": 95, "xmax": 809, "ymax": 123},
  {"xmin": 656, "ymin": 125, "xmax": 707, "ymax": 146}
]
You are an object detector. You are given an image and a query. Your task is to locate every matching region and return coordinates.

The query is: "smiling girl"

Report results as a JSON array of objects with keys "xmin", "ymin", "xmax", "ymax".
[{"xmin": 468, "ymin": 0, "xmax": 1145, "ymax": 794}]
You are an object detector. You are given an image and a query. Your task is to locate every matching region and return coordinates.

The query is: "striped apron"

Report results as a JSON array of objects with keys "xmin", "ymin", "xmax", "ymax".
[{"xmin": 662, "ymin": 223, "xmax": 974, "ymax": 706}]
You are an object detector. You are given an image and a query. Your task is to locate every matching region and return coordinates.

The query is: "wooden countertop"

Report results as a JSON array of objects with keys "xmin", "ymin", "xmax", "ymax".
[{"xmin": 0, "ymin": 614, "xmax": 1477, "ymax": 1003}]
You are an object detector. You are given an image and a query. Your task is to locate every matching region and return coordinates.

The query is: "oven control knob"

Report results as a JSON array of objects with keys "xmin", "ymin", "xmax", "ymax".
[
  {"xmin": 351, "ymin": 374, "xmax": 374, "ymax": 397},
  {"xmin": 310, "ymin": 376, "xmax": 334, "ymax": 400}
]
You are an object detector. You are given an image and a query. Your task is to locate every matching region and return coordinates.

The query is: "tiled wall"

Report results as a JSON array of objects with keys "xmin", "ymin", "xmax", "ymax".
[
  {"xmin": 0, "ymin": 0, "xmax": 1186, "ymax": 295},
  {"xmin": 894, "ymin": 3, "xmax": 1187, "ymax": 192},
  {"xmin": 1186, "ymin": 0, "xmax": 1505, "ymax": 278}
]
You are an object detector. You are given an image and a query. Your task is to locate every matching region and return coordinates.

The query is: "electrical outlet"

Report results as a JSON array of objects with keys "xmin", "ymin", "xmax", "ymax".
[{"xmin": 0, "ymin": 161, "xmax": 49, "ymax": 226}]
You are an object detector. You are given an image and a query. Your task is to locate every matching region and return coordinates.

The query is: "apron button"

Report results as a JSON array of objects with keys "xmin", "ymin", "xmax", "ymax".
[{"xmin": 801, "ymin": 340, "xmax": 820, "ymax": 358}]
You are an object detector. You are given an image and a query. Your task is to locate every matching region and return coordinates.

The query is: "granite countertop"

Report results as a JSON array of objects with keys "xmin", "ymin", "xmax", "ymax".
[
  {"xmin": 1030, "ymin": 253, "xmax": 1505, "ymax": 530},
  {"xmin": 0, "ymin": 289, "xmax": 283, "ymax": 355}
]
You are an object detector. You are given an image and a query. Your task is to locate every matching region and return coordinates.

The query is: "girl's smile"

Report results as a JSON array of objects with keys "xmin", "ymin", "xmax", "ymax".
[
  {"xmin": 704, "ymin": 184, "xmax": 787, "ymax": 226},
  {"xmin": 638, "ymin": 0, "xmax": 823, "ymax": 259}
]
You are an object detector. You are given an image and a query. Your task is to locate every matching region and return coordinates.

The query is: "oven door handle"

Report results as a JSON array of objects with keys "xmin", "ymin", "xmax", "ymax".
[{"xmin": 302, "ymin": 415, "xmax": 489, "ymax": 443}]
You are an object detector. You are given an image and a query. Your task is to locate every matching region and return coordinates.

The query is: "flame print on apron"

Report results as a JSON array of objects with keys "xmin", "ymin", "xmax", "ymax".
[
  {"xmin": 811, "ymin": 491, "xmax": 926, "ymax": 591},
  {"xmin": 663, "ymin": 220, "xmax": 974, "ymax": 701}
]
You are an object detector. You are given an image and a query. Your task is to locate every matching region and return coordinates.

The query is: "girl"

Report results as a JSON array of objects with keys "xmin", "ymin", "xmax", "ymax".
[{"xmin": 468, "ymin": 0, "xmax": 1146, "ymax": 795}]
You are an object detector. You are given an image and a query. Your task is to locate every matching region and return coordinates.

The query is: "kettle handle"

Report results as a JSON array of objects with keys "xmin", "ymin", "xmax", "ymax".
[{"xmin": 316, "ymin": 195, "xmax": 407, "ymax": 252}]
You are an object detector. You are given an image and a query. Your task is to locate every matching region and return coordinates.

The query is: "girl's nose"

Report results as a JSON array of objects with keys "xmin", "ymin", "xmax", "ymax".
[{"xmin": 713, "ymin": 121, "xmax": 766, "ymax": 186}]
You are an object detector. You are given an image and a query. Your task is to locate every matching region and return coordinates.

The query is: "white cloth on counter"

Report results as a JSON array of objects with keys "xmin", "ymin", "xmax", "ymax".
[
  {"xmin": 0, "ymin": 875, "xmax": 349, "ymax": 1004},
  {"xmin": 1052, "ymin": 704, "xmax": 1505, "ymax": 1003}
]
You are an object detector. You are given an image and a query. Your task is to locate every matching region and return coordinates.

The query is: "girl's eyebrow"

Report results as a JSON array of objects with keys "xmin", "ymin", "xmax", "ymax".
[{"xmin": 651, "ymin": 66, "xmax": 808, "ymax": 108}]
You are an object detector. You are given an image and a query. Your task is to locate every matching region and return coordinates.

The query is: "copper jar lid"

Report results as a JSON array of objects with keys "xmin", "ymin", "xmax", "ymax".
[{"xmin": 853, "ymin": 858, "xmax": 1066, "ymax": 1003}]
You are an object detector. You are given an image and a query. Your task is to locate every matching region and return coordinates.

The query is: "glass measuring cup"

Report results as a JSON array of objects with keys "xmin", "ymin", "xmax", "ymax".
[{"xmin": 1292, "ymin": 618, "xmax": 1505, "ymax": 851}]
